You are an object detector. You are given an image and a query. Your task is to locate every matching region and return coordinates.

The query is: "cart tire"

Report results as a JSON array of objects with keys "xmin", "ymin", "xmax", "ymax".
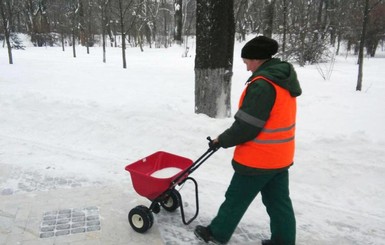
[
  {"xmin": 128, "ymin": 205, "xmax": 154, "ymax": 233},
  {"xmin": 161, "ymin": 189, "xmax": 181, "ymax": 212}
]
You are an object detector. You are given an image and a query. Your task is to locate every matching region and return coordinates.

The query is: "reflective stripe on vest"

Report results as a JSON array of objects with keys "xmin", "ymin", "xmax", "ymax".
[{"xmin": 233, "ymin": 76, "xmax": 297, "ymax": 169}]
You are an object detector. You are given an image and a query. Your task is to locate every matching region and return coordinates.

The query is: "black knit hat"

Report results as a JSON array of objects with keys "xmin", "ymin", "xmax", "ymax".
[{"xmin": 241, "ymin": 36, "xmax": 279, "ymax": 59}]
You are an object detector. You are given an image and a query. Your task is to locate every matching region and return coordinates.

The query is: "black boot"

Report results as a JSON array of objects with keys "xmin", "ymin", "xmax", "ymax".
[{"xmin": 194, "ymin": 225, "xmax": 223, "ymax": 244}]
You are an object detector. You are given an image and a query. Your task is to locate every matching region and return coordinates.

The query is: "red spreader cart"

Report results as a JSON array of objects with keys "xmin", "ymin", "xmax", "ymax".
[{"xmin": 125, "ymin": 138, "xmax": 218, "ymax": 233}]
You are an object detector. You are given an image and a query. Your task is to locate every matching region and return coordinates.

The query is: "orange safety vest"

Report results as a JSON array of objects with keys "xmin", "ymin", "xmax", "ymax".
[{"xmin": 233, "ymin": 76, "xmax": 297, "ymax": 169}]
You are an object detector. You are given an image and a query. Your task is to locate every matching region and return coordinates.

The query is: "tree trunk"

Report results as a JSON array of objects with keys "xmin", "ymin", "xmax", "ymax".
[
  {"xmin": 356, "ymin": 0, "xmax": 370, "ymax": 91},
  {"xmin": 72, "ymin": 29, "xmax": 76, "ymax": 58},
  {"xmin": 121, "ymin": 31, "xmax": 127, "ymax": 69},
  {"xmin": 263, "ymin": 0, "xmax": 276, "ymax": 38},
  {"xmin": 101, "ymin": 11, "xmax": 106, "ymax": 63},
  {"xmin": 61, "ymin": 31, "xmax": 65, "ymax": 51},
  {"xmin": 102, "ymin": 32, "xmax": 106, "ymax": 63},
  {"xmin": 195, "ymin": 0, "xmax": 235, "ymax": 118},
  {"xmin": 100, "ymin": 0, "xmax": 110, "ymax": 63},
  {"xmin": 336, "ymin": 32, "xmax": 341, "ymax": 55},
  {"xmin": 0, "ymin": 0, "xmax": 13, "ymax": 64},
  {"xmin": 162, "ymin": 0, "xmax": 169, "ymax": 48},
  {"xmin": 314, "ymin": 0, "xmax": 324, "ymax": 41},
  {"xmin": 282, "ymin": 0, "xmax": 288, "ymax": 60},
  {"xmin": 234, "ymin": 0, "xmax": 248, "ymax": 42},
  {"xmin": 118, "ymin": 0, "xmax": 127, "ymax": 68},
  {"xmin": 174, "ymin": 0, "xmax": 182, "ymax": 43}
]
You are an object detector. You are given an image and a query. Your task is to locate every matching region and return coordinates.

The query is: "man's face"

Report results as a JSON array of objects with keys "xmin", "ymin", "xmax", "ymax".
[{"xmin": 243, "ymin": 58, "xmax": 262, "ymax": 72}]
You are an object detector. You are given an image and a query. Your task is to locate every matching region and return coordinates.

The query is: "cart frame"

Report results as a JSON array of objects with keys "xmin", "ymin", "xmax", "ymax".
[{"xmin": 126, "ymin": 137, "xmax": 218, "ymax": 233}]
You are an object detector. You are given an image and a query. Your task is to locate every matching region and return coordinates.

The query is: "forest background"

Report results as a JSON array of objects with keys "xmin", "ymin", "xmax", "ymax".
[
  {"xmin": 1, "ymin": 0, "xmax": 384, "ymax": 64},
  {"xmin": 1, "ymin": 0, "xmax": 385, "ymax": 117}
]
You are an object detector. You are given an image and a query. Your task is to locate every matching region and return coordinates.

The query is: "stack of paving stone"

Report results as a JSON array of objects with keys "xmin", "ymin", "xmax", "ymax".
[{"xmin": 39, "ymin": 206, "xmax": 101, "ymax": 238}]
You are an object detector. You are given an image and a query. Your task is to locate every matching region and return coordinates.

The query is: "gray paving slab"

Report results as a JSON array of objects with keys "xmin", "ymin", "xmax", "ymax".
[
  {"xmin": 0, "ymin": 184, "xmax": 164, "ymax": 245},
  {"xmin": 0, "ymin": 163, "xmax": 265, "ymax": 245}
]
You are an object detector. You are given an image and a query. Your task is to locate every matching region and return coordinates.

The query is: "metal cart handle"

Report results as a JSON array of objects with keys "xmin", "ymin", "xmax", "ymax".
[{"xmin": 171, "ymin": 137, "xmax": 219, "ymax": 187}]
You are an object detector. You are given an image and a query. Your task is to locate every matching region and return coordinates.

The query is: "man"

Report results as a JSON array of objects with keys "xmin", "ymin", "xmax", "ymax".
[{"xmin": 194, "ymin": 36, "xmax": 302, "ymax": 245}]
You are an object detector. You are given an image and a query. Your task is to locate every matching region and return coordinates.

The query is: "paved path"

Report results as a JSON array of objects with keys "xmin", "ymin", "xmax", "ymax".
[
  {"xmin": 0, "ymin": 164, "xmax": 265, "ymax": 245},
  {"xmin": 0, "ymin": 184, "xmax": 164, "ymax": 245},
  {"xmin": 3, "ymin": 160, "xmax": 384, "ymax": 245}
]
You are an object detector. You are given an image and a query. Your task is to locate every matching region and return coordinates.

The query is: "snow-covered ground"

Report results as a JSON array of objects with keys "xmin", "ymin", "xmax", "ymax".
[{"xmin": 1, "ymin": 39, "xmax": 384, "ymax": 244}]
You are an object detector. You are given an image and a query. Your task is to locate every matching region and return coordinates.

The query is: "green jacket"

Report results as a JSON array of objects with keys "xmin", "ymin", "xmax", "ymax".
[{"xmin": 218, "ymin": 58, "xmax": 302, "ymax": 175}]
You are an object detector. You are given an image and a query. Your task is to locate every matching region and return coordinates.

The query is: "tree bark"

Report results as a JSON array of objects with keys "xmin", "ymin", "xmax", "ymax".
[
  {"xmin": 72, "ymin": 28, "xmax": 76, "ymax": 58},
  {"xmin": 282, "ymin": 0, "xmax": 288, "ymax": 60},
  {"xmin": 174, "ymin": 0, "xmax": 182, "ymax": 43},
  {"xmin": 356, "ymin": 0, "xmax": 370, "ymax": 91},
  {"xmin": 195, "ymin": 0, "xmax": 235, "ymax": 118},
  {"xmin": 117, "ymin": 0, "xmax": 127, "ymax": 68},
  {"xmin": 263, "ymin": 0, "xmax": 276, "ymax": 38},
  {"xmin": 0, "ymin": 0, "xmax": 13, "ymax": 64}
]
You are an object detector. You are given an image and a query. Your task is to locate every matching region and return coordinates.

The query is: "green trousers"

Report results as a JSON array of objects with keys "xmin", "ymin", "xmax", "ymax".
[{"xmin": 208, "ymin": 170, "xmax": 296, "ymax": 244}]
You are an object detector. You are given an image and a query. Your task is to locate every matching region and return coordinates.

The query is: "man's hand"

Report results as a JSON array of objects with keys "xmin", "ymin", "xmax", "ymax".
[{"xmin": 207, "ymin": 137, "xmax": 220, "ymax": 151}]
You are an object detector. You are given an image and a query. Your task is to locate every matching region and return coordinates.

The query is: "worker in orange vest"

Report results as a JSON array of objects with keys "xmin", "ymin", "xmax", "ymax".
[{"xmin": 194, "ymin": 36, "xmax": 302, "ymax": 245}]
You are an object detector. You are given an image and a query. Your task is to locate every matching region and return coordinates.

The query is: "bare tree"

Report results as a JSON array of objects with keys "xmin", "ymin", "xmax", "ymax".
[
  {"xmin": 44, "ymin": 0, "xmax": 69, "ymax": 51},
  {"xmin": 79, "ymin": 0, "xmax": 96, "ymax": 54},
  {"xmin": 159, "ymin": 0, "xmax": 171, "ymax": 48},
  {"xmin": 132, "ymin": 0, "xmax": 152, "ymax": 51},
  {"xmin": 356, "ymin": 0, "xmax": 383, "ymax": 91},
  {"xmin": 0, "ymin": 0, "xmax": 13, "ymax": 64},
  {"xmin": 263, "ymin": 0, "xmax": 276, "ymax": 37},
  {"xmin": 365, "ymin": 2, "xmax": 385, "ymax": 57},
  {"xmin": 34, "ymin": 0, "xmax": 50, "ymax": 46},
  {"xmin": 99, "ymin": 0, "xmax": 111, "ymax": 63},
  {"xmin": 142, "ymin": 0, "xmax": 161, "ymax": 48},
  {"xmin": 195, "ymin": 0, "xmax": 235, "ymax": 118},
  {"xmin": 281, "ymin": 0, "xmax": 288, "ymax": 59},
  {"xmin": 114, "ymin": 0, "xmax": 135, "ymax": 68},
  {"xmin": 234, "ymin": 0, "xmax": 248, "ymax": 41},
  {"xmin": 173, "ymin": 0, "xmax": 182, "ymax": 43},
  {"xmin": 71, "ymin": 1, "xmax": 79, "ymax": 58}
]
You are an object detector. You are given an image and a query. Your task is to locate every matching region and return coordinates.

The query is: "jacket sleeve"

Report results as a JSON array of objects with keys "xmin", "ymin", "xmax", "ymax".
[{"xmin": 218, "ymin": 80, "xmax": 276, "ymax": 148}]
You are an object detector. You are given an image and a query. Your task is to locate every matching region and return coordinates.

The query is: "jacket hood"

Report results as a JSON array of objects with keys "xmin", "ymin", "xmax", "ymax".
[{"xmin": 250, "ymin": 58, "xmax": 302, "ymax": 97}]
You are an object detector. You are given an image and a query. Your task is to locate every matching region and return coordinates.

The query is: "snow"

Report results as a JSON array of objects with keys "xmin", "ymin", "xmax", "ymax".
[
  {"xmin": 1, "ymin": 38, "xmax": 385, "ymax": 244},
  {"xmin": 151, "ymin": 167, "xmax": 183, "ymax": 178}
]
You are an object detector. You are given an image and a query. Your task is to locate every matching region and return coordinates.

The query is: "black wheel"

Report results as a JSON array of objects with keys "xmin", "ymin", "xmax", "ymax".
[
  {"xmin": 161, "ymin": 189, "xmax": 181, "ymax": 212},
  {"xmin": 128, "ymin": 205, "xmax": 154, "ymax": 233}
]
